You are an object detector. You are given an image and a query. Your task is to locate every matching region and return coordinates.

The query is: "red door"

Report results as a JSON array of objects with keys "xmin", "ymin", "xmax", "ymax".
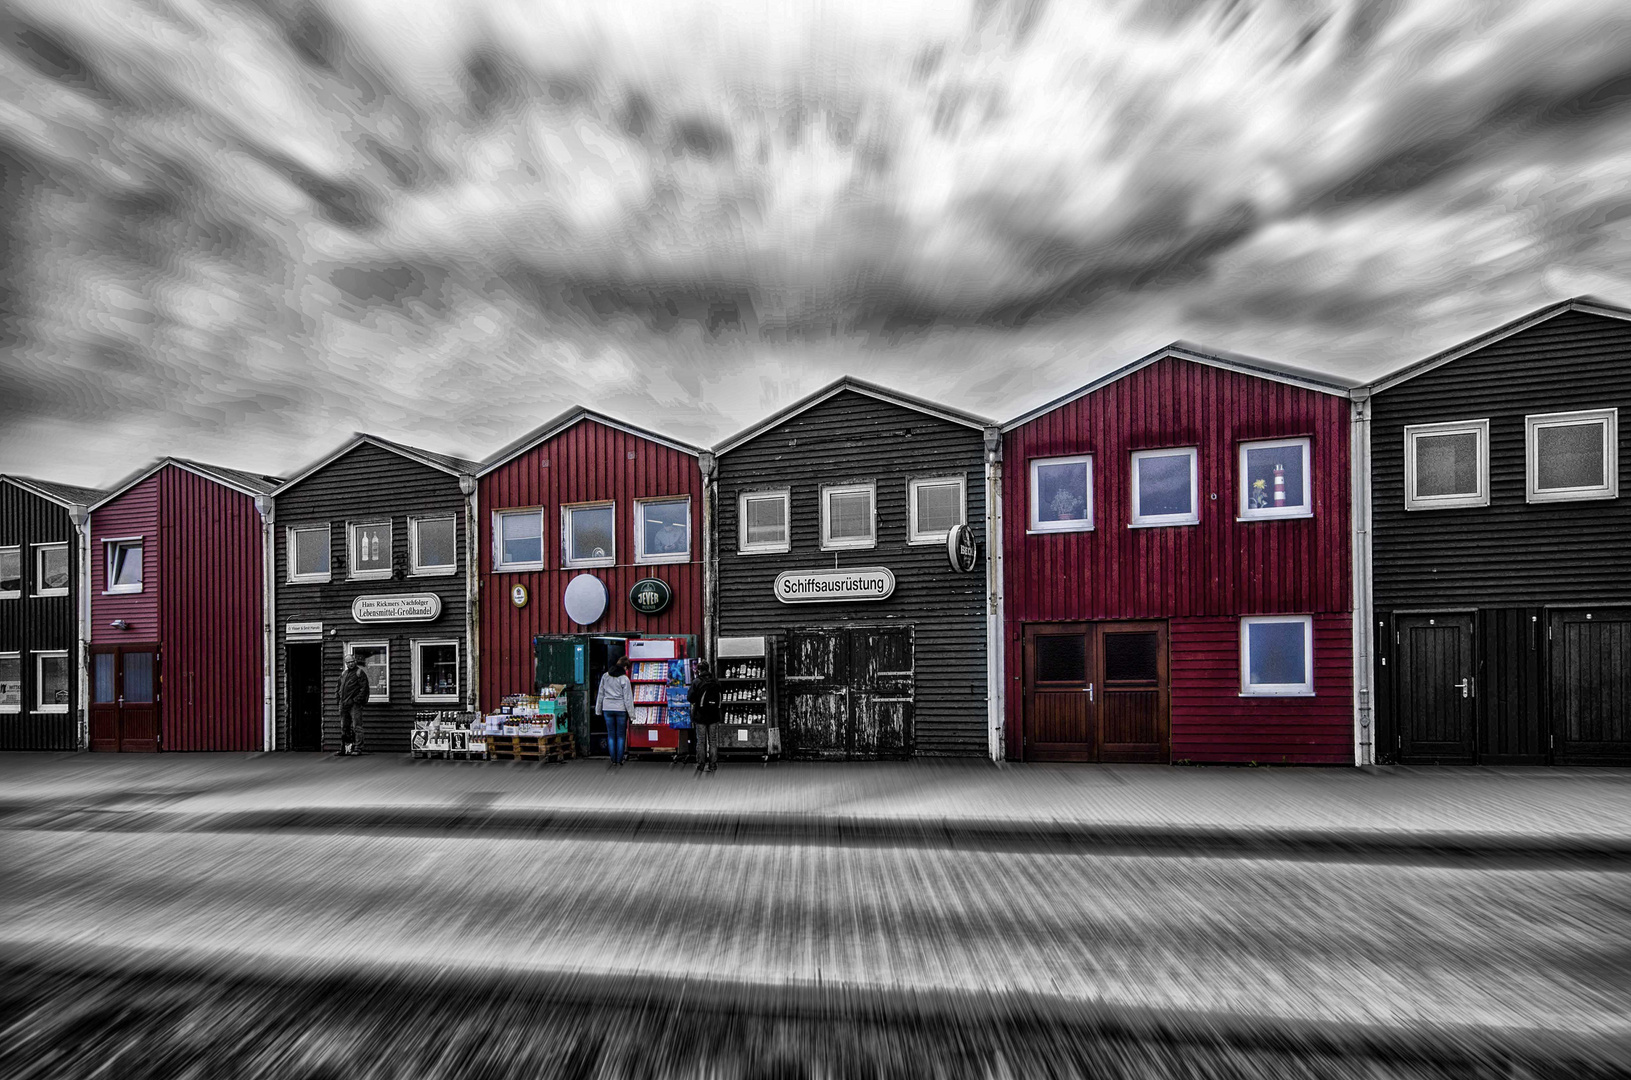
[
  {"xmin": 89, "ymin": 646, "xmax": 160, "ymax": 752},
  {"xmin": 1023, "ymin": 622, "xmax": 1169, "ymax": 763}
]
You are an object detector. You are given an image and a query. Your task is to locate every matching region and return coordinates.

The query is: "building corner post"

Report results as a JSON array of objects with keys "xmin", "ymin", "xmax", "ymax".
[
  {"xmin": 460, "ymin": 474, "xmax": 479, "ymax": 714},
  {"xmin": 699, "ymin": 451, "xmax": 717, "ymax": 662},
  {"xmin": 983, "ymin": 426, "xmax": 1005, "ymax": 763},
  {"xmin": 255, "ymin": 495, "xmax": 275, "ymax": 752},
  {"xmin": 1350, "ymin": 390, "xmax": 1375, "ymax": 766},
  {"xmin": 70, "ymin": 503, "xmax": 91, "ymax": 752}
]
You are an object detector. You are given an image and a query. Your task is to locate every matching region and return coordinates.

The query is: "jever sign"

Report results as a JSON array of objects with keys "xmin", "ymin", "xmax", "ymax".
[{"xmin": 774, "ymin": 567, "xmax": 896, "ymax": 603}]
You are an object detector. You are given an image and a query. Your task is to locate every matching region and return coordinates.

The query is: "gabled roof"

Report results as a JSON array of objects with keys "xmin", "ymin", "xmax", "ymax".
[
  {"xmin": 1366, "ymin": 296, "xmax": 1631, "ymax": 395},
  {"xmin": 88, "ymin": 457, "xmax": 284, "ymax": 511},
  {"xmin": 272, "ymin": 433, "xmax": 481, "ymax": 496},
  {"xmin": 1, "ymin": 474, "xmax": 108, "ymax": 510},
  {"xmin": 714, "ymin": 377, "xmax": 994, "ymax": 457},
  {"xmin": 477, "ymin": 406, "xmax": 702, "ymax": 478},
  {"xmin": 1001, "ymin": 342, "xmax": 1357, "ymax": 432}
]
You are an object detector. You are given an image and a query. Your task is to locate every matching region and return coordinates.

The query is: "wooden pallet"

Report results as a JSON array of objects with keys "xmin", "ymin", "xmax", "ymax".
[{"xmin": 485, "ymin": 733, "xmax": 575, "ymax": 763}]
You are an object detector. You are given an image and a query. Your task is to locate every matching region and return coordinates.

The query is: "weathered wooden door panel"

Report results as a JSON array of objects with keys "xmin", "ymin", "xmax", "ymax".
[
  {"xmin": 1551, "ymin": 611, "xmax": 1631, "ymax": 764},
  {"xmin": 1023, "ymin": 624, "xmax": 1096, "ymax": 761},
  {"xmin": 1395, "ymin": 614, "xmax": 1476, "ymax": 763},
  {"xmin": 1096, "ymin": 624, "xmax": 1168, "ymax": 763},
  {"xmin": 783, "ymin": 629, "xmax": 848, "ymax": 758},
  {"xmin": 849, "ymin": 627, "xmax": 914, "ymax": 758}
]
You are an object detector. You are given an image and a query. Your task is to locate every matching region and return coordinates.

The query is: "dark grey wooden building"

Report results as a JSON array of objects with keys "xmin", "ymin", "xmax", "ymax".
[
  {"xmin": 1365, "ymin": 297, "xmax": 1631, "ymax": 766},
  {"xmin": 0, "ymin": 476, "xmax": 104, "ymax": 751},
  {"xmin": 271, "ymin": 435, "xmax": 479, "ymax": 752},
  {"xmin": 712, "ymin": 379, "xmax": 997, "ymax": 759}
]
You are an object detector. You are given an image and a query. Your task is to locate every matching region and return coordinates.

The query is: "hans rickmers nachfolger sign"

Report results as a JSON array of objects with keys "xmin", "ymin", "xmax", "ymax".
[{"xmin": 774, "ymin": 567, "xmax": 896, "ymax": 604}]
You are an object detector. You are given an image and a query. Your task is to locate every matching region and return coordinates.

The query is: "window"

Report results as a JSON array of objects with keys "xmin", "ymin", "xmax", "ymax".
[
  {"xmin": 93, "ymin": 653, "xmax": 114, "ymax": 704},
  {"xmin": 410, "ymin": 516, "xmax": 457, "ymax": 576},
  {"xmin": 562, "ymin": 503, "xmax": 615, "ymax": 567},
  {"xmin": 1404, "ymin": 420, "xmax": 1489, "ymax": 510},
  {"xmin": 1240, "ymin": 616, "xmax": 1314, "ymax": 696},
  {"xmin": 1029, "ymin": 455, "xmax": 1093, "ymax": 532},
  {"xmin": 0, "ymin": 547, "xmax": 19, "ymax": 599},
  {"xmin": 288, "ymin": 525, "xmax": 331, "ymax": 583},
  {"xmin": 103, "ymin": 540, "xmax": 141, "ymax": 594},
  {"xmin": 1130, "ymin": 448, "xmax": 1199, "ymax": 527},
  {"xmin": 346, "ymin": 642, "xmax": 390, "ymax": 702},
  {"xmin": 0, "ymin": 653, "xmax": 19, "ymax": 713},
  {"xmin": 738, "ymin": 490, "xmax": 790, "ymax": 554},
  {"xmin": 908, "ymin": 477, "xmax": 966, "ymax": 543},
  {"xmin": 35, "ymin": 652, "xmax": 70, "ymax": 712},
  {"xmin": 413, "ymin": 640, "xmax": 460, "ymax": 703},
  {"xmin": 1239, "ymin": 438, "xmax": 1312, "ymax": 520},
  {"xmin": 349, "ymin": 521, "xmax": 393, "ymax": 579},
  {"xmin": 493, "ymin": 509, "xmax": 544, "ymax": 571},
  {"xmin": 821, "ymin": 483, "xmax": 877, "ymax": 550},
  {"xmin": 1526, "ymin": 409, "xmax": 1618, "ymax": 503},
  {"xmin": 634, "ymin": 497, "xmax": 691, "ymax": 563}
]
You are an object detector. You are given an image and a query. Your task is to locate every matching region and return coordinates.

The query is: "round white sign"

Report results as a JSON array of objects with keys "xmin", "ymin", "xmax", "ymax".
[{"xmin": 563, "ymin": 574, "xmax": 608, "ymax": 626}]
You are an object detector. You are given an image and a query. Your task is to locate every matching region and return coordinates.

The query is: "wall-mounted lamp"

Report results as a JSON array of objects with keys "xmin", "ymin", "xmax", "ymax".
[{"xmin": 110, "ymin": 619, "xmax": 130, "ymax": 630}]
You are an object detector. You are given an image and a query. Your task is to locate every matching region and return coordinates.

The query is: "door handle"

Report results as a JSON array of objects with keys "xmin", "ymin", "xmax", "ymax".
[
  {"xmin": 117, "ymin": 695, "xmax": 124, "ymax": 706},
  {"xmin": 1455, "ymin": 678, "xmax": 1472, "ymax": 699},
  {"xmin": 1083, "ymin": 683, "xmax": 1094, "ymax": 702}
]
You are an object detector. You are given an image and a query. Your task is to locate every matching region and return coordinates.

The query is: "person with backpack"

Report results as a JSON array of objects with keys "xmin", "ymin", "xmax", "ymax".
[
  {"xmin": 595, "ymin": 656, "xmax": 635, "ymax": 768},
  {"xmin": 687, "ymin": 659, "xmax": 722, "ymax": 773}
]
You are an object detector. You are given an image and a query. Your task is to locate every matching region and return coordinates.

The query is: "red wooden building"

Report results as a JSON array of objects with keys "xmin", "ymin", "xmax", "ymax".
[
  {"xmin": 87, "ymin": 459, "xmax": 280, "ymax": 752},
  {"xmin": 1000, "ymin": 345, "xmax": 1357, "ymax": 765},
  {"xmin": 477, "ymin": 409, "xmax": 705, "ymax": 720}
]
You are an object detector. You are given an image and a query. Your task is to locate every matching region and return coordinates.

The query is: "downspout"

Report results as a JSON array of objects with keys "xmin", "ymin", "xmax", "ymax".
[
  {"xmin": 983, "ymin": 427, "xmax": 1005, "ymax": 763},
  {"xmin": 70, "ymin": 503, "xmax": 90, "ymax": 752},
  {"xmin": 460, "ymin": 474, "xmax": 478, "ymax": 714},
  {"xmin": 699, "ymin": 452, "xmax": 717, "ymax": 662},
  {"xmin": 1350, "ymin": 390, "xmax": 1375, "ymax": 766},
  {"xmin": 255, "ymin": 495, "xmax": 275, "ymax": 752}
]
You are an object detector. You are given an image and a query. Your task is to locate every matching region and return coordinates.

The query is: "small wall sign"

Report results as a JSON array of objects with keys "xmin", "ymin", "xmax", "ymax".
[
  {"xmin": 511, "ymin": 584, "xmax": 529, "ymax": 608},
  {"xmin": 947, "ymin": 524, "xmax": 979, "ymax": 573},
  {"xmin": 774, "ymin": 567, "xmax": 896, "ymax": 604},
  {"xmin": 352, "ymin": 594, "xmax": 442, "ymax": 623},
  {"xmin": 564, "ymin": 574, "xmax": 608, "ymax": 626},
  {"xmin": 285, "ymin": 620, "xmax": 323, "ymax": 641},
  {"xmin": 629, "ymin": 577, "xmax": 673, "ymax": 616}
]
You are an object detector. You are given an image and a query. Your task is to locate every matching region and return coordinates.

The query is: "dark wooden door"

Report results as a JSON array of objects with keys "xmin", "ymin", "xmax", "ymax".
[
  {"xmin": 1549, "ymin": 610, "xmax": 1631, "ymax": 765},
  {"xmin": 783, "ymin": 629, "xmax": 849, "ymax": 758},
  {"xmin": 1395, "ymin": 614, "xmax": 1476, "ymax": 763},
  {"xmin": 782, "ymin": 627, "xmax": 916, "ymax": 759},
  {"xmin": 1023, "ymin": 623, "xmax": 1094, "ymax": 761},
  {"xmin": 89, "ymin": 646, "xmax": 160, "ymax": 753},
  {"xmin": 849, "ymin": 626, "xmax": 914, "ymax": 758},
  {"xmin": 286, "ymin": 643, "xmax": 325, "ymax": 752},
  {"xmin": 1096, "ymin": 622, "xmax": 1169, "ymax": 763}
]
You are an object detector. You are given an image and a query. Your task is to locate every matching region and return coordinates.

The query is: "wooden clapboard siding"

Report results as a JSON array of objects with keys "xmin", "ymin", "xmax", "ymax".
[
  {"xmin": 90, "ymin": 473, "xmax": 161, "ymax": 647},
  {"xmin": 0, "ymin": 478, "xmax": 88, "ymax": 750}
]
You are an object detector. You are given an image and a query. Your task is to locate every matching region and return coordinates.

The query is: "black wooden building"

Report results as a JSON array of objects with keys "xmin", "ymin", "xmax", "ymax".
[
  {"xmin": 1366, "ymin": 297, "xmax": 1631, "ymax": 766},
  {"xmin": 712, "ymin": 379, "xmax": 996, "ymax": 759},
  {"xmin": 271, "ymin": 435, "xmax": 478, "ymax": 753},
  {"xmin": 0, "ymin": 475, "xmax": 105, "ymax": 750}
]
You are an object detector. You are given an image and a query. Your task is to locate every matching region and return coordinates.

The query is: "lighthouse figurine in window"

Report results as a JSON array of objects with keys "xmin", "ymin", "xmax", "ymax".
[{"xmin": 1273, "ymin": 464, "xmax": 1286, "ymax": 507}]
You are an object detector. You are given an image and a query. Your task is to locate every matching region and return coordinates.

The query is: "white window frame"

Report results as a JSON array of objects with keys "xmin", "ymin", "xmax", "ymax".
[
  {"xmin": 492, "ymin": 508, "xmax": 545, "ymax": 572},
  {"xmin": 633, "ymin": 496, "xmax": 692, "ymax": 564},
  {"xmin": 1129, "ymin": 447, "xmax": 1200, "ymax": 527},
  {"xmin": 820, "ymin": 482, "xmax": 878, "ymax": 551},
  {"xmin": 1028, "ymin": 454, "xmax": 1094, "ymax": 533},
  {"xmin": 0, "ymin": 651, "xmax": 20, "ymax": 714},
  {"xmin": 1525, "ymin": 408, "xmax": 1619, "ymax": 504},
  {"xmin": 1239, "ymin": 615, "xmax": 1315, "ymax": 697},
  {"xmin": 411, "ymin": 639, "xmax": 461, "ymax": 704},
  {"xmin": 0, "ymin": 546, "xmax": 20, "ymax": 600},
  {"xmin": 737, "ymin": 490, "xmax": 791, "ymax": 555},
  {"xmin": 1238, "ymin": 438, "xmax": 1313, "ymax": 521},
  {"xmin": 408, "ymin": 515, "xmax": 458, "ymax": 577},
  {"xmin": 101, "ymin": 538, "xmax": 142, "ymax": 595},
  {"xmin": 1404, "ymin": 419, "xmax": 1490, "ymax": 510},
  {"xmin": 287, "ymin": 524, "xmax": 332, "ymax": 584},
  {"xmin": 345, "ymin": 640, "xmax": 391, "ymax": 703},
  {"xmin": 561, "ymin": 502, "xmax": 616, "ymax": 568},
  {"xmin": 34, "ymin": 650, "xmax": 70, "ymax": 713},
  {"xmin": 907, "ymin": 476, "xmax": 967, "ymax": 544},
  {"xmin": 348, "ymin": 520, "xmax": 394, "ymax": 580}
]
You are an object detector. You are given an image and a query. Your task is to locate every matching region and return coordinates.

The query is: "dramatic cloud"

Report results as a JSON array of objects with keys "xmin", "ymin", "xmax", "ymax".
[{"xmin": 2, "ymin": 0, "xmax": 1629, "ymax": 484}]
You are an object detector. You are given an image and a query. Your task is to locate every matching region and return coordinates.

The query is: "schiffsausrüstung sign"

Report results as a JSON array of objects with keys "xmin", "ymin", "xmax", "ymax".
[
  {"xmin": 774, "ymin": 567, "xmax": 896, "ymax": 603},
  {"xmin": 352, "ymin": 593, "xmax": 442, "ymax": 623}
]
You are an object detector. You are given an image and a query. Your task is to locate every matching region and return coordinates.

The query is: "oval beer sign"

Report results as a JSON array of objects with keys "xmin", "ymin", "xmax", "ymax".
[
  {"xmin": 947, "ymin": 524, "xmax": 978, "ymax": 573},
  {"xmin": 352, "ymin": 593, "xmax": 442, "ymax": 623},
  {"xmin": 774, "ymin": 567, "xmax": 896, "ymax": 604},
  {"xmin": 629, "ymin": 577, "xmax": 673, "ymax": 616}
]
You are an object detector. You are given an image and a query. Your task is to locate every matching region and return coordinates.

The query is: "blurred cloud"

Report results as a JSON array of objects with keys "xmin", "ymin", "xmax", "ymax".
[{"xmin": 2, "ymin": 0, "xmax": 1629, "ymax": 484}]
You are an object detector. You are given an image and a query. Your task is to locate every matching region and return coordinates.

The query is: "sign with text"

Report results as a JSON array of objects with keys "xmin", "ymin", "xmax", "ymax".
[
  {"xmin": 773, "ymin": 567, "xmax": 896, "ymax": 604},
  {"xmin": 285, "ymin": 620, "xmax": 323, "ymax": 641},
  {"xmin": 629, "ymin": 577, "xmax": 673, "ymax": 616},
  {"xmin": 352, "ymin": 593, "xmax": 442, "ymax": 624},
  {"xmin": 947, "ymin": 524, "xmax": 979, "ymax": 573}
]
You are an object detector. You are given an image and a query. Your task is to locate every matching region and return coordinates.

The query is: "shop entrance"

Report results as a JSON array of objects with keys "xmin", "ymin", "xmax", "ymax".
[
  {"xmin": 88, "ymin": 645, "xmax": 160, "ymax": 753},
  {"xmin": 1548, "ymin": 608, "xmax": 1631, "ymax": 765},
  {"xmin": 782, "ymin": 626, "xmax": 913, "ymax": 759},
  {"xmin": 1021, "ymin": 622, "xmax": 1169, "ymax": 762},
  {"xmin": 286, "ymin": 643, "xmax": 325, "ymax": 751},
  {"xmin": 1393, "ymin": 613, "xmax": 1477, "ymax": 764}
]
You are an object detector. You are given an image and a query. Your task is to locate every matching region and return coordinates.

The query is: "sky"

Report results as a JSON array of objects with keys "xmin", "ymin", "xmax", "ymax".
[{"xmin": 2, "ymin": 0, "xmax": 1629, "ymax": 487}]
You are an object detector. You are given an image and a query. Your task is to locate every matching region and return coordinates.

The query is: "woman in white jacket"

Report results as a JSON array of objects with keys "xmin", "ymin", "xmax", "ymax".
[{"xmin": 595, "ymin": 657, "xmax": 635, "ymax": 767}]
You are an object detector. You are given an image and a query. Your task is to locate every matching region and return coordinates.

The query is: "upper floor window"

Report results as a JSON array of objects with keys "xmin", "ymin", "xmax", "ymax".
[
  {"xmin": 738, "ymin": 490, "xmax": 790, "ymax": 554},
  {"xmin": 493, "ymin": 509, "xmax": 544, "ymax": 571},
  {"xmin": 1130, "ymin": 448, "xmax": 1199, "ymax": 527},
  {"xmin": 635, "ymin": 497, "xmax": 691, "ymax": 563},
  {"xmin": 103, "ymin": 540, "xmax": 141, "ymax": 594},
  {"xmin": 0, "ymin": 653, "xmax": 18, "ymax": 713},
  {"xmin": 821, "ymin": 482, "xmax": 876, "ymax": 550},
  {"xmin": 908, "ymin": 477, "xmax": 966, "ymax": 544},
  {"xmin": 1240, "ymin": 615, "xmax": 1313, "ymax": 696},
  {"xmin": 0, "ymin": 547, "xmax": 19, "ymax": 599},
  {"xmin": 563, "ymin": 502, "xmax": 615, "ymax": 568},
  {"xmin": 410, "ymin": 516, "xmax": 457, "ymax": 576},
  {"xmin": 1238, "ymin": 438, "xmax": 1311, "ymax": 520},
  {"xmin": 1527, "ymin": 408, "xmax": 1618, "ymax": 503},
  {"xmin": 1029, "ymin": 455, "xmax": 1093, "ymax": 533},
  {"xmin": 349, "ymin": 521, "xmax": 392, "ymax": 579},
  {"xmin": 1404, "ymin": 419, "xmax": 1489, "ymax": 510},
  {"xmin": 288, "ymin": 525, "xmax": 331, "ymax": 583}
]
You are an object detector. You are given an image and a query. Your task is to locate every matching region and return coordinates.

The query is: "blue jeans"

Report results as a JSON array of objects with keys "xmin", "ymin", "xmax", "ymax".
[{"xmin": 604, "ymin": 711, "xmax": 628, "ymax": 763}]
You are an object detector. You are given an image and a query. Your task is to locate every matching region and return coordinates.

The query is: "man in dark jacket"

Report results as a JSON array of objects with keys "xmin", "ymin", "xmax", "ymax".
[
  {"xmin": 337, "ymin": 653, "xmax": 371, "ymax": 756},
  {"xmin": 687, "ymin": 659, "xmax": 722, "ymax": 773}
]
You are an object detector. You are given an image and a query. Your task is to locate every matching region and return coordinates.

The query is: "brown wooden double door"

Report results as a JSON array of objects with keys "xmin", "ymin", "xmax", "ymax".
[
  {"xmin": 1022, "ymin": 621, "xmax": 1169, "ymax": 762},
  {"xmin": 89, "ymin": 645, "xmax": 160, "ymax": 753}
]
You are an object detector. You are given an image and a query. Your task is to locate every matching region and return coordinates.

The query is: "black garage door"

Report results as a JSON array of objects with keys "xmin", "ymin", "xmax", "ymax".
[{"xmin": 782, "ymin": 626, "xmax": 913, "ymax": 759}]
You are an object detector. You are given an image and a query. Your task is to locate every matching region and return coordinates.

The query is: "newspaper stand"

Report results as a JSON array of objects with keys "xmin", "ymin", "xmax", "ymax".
[
  {"xmin": 714, "ymin": 636, "xmax": 781, "ymax": 762},
  {"xmin": 626, "ymin": 637, "xmax": 693, "ymax": 760}
]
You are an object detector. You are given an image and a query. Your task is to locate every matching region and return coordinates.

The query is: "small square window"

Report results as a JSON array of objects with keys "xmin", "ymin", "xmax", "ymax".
[
  {"xmin": 288, "ymin": 525, "xmax": 331, "ymax": 582},
  {"xmin": 1239, "ymin": 438, "xmax": 1312, "ymax": 520},
  {"xmin": 1029, "ymin": 455, "xmax": 1093, "ymax": 532},
  {"xmin": 1130, "ymin": 448, "xmax": 1199, "ymax": 527},
  {"xmin": 410, "ymin": 516, "xmax": 457, "ymax": 576},
  {"xmin": 738, "ymin": 491, "xmax": 790, "ymax": 554},
  {"xmin": 563, "ymin": 503, "xmax": 615, "ymax": 567},
  {"xmin": 35, "ymin": 651, "xmax": 70, "ymax": 712},
  {"xmin": 1526, "ymin": 409, "xmax": 1618, "ymax": 503},
  {"xmin": 346, "ymin": 642, "xmax": 390, "ymax": 703},
  {"xmin": 494, "ymin": 510, "xmax": 544, "ymax": 570},
  {"xmin": 413, "ymin": 640, "xmax": 460, "ymax": 703},
  {"xmin": 349, "ymin": 522, "xmax": 393, "ymax": 579},
  {"xmin": 103, "ymin": 540, "xmax": 141, "ymax": 594},
  {"xmin": 1240, "ymin": 616, "xmax": 1314, "ymax": 696},
  {"xmin": 635, "ymin": 497, "xmax": 691, "ymax": 563},
  {"xmin": 821, "ymin": 483, "xmax": 876, "ymax": 550},
  {"xmin": 0, "ymin": 547, "xmax": 20, "ymax": 599},
  {"xmin": 908, "ymin": 477, "xmax": 966, "ymax": 543},
  {"xmin": 0, "ymin": 653, "xmax": 19, "ymax": 713},
  {"xmin": 1405, "ymin": 420, "xmax": 1489, "ymax": 510}
]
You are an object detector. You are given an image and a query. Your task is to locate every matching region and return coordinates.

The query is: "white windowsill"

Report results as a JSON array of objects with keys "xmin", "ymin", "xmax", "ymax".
[
  {"xmin": 492, "ymin": 562, "xmax": 545, "ymax": 573},
  {"xmin": 348, "ymin": 571, "xmax": 394, "ymax": 581},
  {"xmin": 1026, "ymin": 525, "xmax": 1093, "ymax": 535},
  {"xmin": 820, "ymin": 541, "xmax": 877, "ymax": 552},
  {"xmin": 1235, "ymin": 512, "xmax": 1314, "ymax": 522},
  {"xmin": 634, "ymin": 554, "xmax": 691, "ymax": 565},
  {"xmin": 287, "ymin": 576, "xmax": 332, "ymax": 585},
  {"xmin": 414, "ymin": 696, "xmax": 460, "ymax": 705},
  {"xmin": 409, "ymin": 567, "xmax": 459, "ymax": 578},
  {"xmin": 563, "ymin": 559, "xmax": 615, "ymax": 570},
  {"xmin": 1238, "ymin": 690, "xmax": 1316, "ymax": 698},
  {"xmin": 1128, "ymin": 519, "xmax": 1198, "ymax": 529},
  {"xmin": 34, "ymin": 706, "xmax": 70, "ymax": 714},
  {"xmin": 101, "ymin": 588, "xmax": 141, "ymax": 596}
]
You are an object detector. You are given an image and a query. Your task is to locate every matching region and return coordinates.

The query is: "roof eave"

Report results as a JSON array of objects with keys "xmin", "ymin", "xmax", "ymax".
[
  {"xmin": 714, "ymin": 377, "xmax": 994, "ymax": 458},
  {"xmin": 475, "ymin": 408, "xmax": 703, "ymax": 478}
]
